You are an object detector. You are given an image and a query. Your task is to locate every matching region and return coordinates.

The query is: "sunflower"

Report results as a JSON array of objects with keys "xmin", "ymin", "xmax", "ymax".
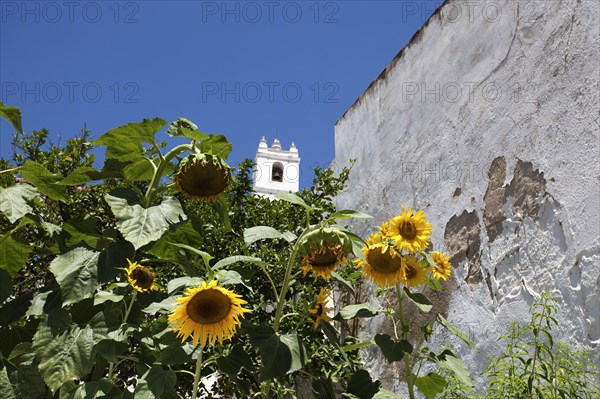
[
  {"xmin": 310, "ymin": 287, "xmax": 332, "ymax": 328},
  {"xmin": 400, "ymin": 256, "xmax": 427, "ymax": 288},
  {"xmin": 126, "ymin": 259, "xmax": 159, "ymax": 292},
  {"xmin": 355, "ymin": 233, "xmax": 404, "ymax": 288},
  {"xmin": 429, "ymin": 251, "xmax": 452, "ymax": 280},
  {"xmin": 300, "ymin": 227, "xmax": 352, "ymax": 281},
  {"xmin": 385, "ymin": 206, "xmax": 432, "ymax": 253},
  {"xmin": 175, "ymin": 151, "xmax": 231, "ymax": 202},
  {"xmin": 168, "ymin": 280, "xmax": 251, "ymax": 348}
]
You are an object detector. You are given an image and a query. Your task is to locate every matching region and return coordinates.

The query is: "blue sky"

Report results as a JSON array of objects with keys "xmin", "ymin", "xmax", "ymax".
[{"xmin": 1, "ymin": 0, "xmax": 439, "ymax": 188}]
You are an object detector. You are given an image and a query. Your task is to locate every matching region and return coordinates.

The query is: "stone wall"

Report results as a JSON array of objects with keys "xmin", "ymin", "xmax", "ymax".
[{"xmin": 333, "ymin": 0, "xmax": 599, "ymax": 392}]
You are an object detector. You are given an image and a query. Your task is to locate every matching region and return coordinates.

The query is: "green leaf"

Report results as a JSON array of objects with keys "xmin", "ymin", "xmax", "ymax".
[
  {"xmin": 105, "ymin": 194, "xmax": 186, "ymax": 249},
  {"xmin": 97, "ymin": 240, "xmax": 135, "ymax": 283},
  {"xmin": 216, "ymin": 344, "xmax": 254, "ymax": 375},
  {"xmin": 0, "ymin": 270, "xmax": 12, "ymax": 305},
  {"xmin": 95, "ymin": 340, "xmax": 128, "ymax": 363},
  {"xmin": 328, "ymin": 209, "xmax": 374, "ymax": 220},
  {"xmin": 215, "ymin": 269, "xmax": 251, "ymax": 290},
  {"xmin": 331, "ymin": 271, "xmax": 355, "ymax": 295},
  {"xmin": 243, "ymin": 226, "xmax": 297, "ymax": 246},
  {"xmin": 49, "ymin": 247, "xmax": 100, "ymax": 306},
  {"xmin": 275, "ymin": 192, "xmax": 313, "ymax": 211},
  {"xmin": 19, "ymin": 161, "xmax": 68, "ymax": 201},
  {"xmin": 93, "ymin": 291, "xmax": 124, "ymax": 306},
  {"xmin": 59, "ymin": 379, "xmax": 121, "ymax": 399},
  {"xmin": 123, "ymin": 157, "xmax": 173, "ymax": 181},
  {"xmin": 313, "ymin": 378, "xmax": 336, "ymax": 399},
  {"xmin": 167, "ymin": 117, "xmax": 207, "ymax": 141},
  {"xmin": 26, "ymin": 289, "xmax": 61, "ymax": 316},
  {"xmin": 56, "ymin": 166, "xmax": 102, "ymax": 185},
  {"xmin": 438, "ymin": 353, "xmax": 473, "ymax": 387},
  {"xmin": 248, "ymin": 326, "xmax": 306, "ymax": 381},
  {"xmin": 0, "ymin": 355, "xmax": 17, "ymax": 399},
  {"xmin": 373, "ymin": 388, "xmax": 403, "ymax": 398},
  {"xmin": 0, "ymin": 233, "xmax": 33, "ymax": 277},
  {"xmin": 0, "ymin": 184, "xmax": 38, "ymax": 223},
  {"xmin": 346, "ymin": 369, "xmax": 381, "ymax": 399},
  {"xmin": 7, "ymin": 343, "xmax": 46, "ymax": 399},
  {"xmin": 212, "ymin": 255, "xmax": 264, "ymax": 270},
  {"xmin": 335, "ymin": 303, "xmax": 378, "ymax": 320},
  {"xmin": 134, "ymin": 364, "xmax": 176, "ymax": 399},
  {"xmin": 168, "ymin": 243, "xmax": 213, "ymax": 269},
  {"xmin": 403, "ymin": 287, "xmax": 433, "ymax": 313},
  {"xmin": 415, "ymin": 373, "xmax": 446, "ymax": 399},
  {"xmin": 147, "ymin": 220, "xmax": 202, "ymax": 262},
  {"xmin": 200, "ymin": 134, "xmax": 232, "ymax": 159},
  {"xmin": 342, "ymin": 340, "xmax": 374, "ymax": 353},
  {"xmin": 32, "ymin": 323, "xmax": 97, "ymax": 393},
  {"xmin": 437, "ymin": 314, "xmax": 475, "ymax": 349},
  {"xmin": 0, "ymin": 102, "xmax": 23, "ymax": 134},
  {"xmin": 426, "ymin": 276, "xmax": 442, "ymax": 291},
  {"xmin": 95, "ymin": 118, "xmax": 167, "ymax": 147},
  {"xmin": 165, "ymin": 277, "xmax": 203, "ymax": 295},
  {"xmin": 143, "ymin": 297, "xmax": 178, "ymax": 314},
  {"xmin": 374, "ymin": 334, "xmax": 412, "ymax": 363}
]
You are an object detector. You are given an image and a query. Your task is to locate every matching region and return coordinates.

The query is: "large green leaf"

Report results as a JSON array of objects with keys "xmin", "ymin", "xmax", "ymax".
[
  {"xmin": 373, "ymin": 389, "xmax": 403, "ymax": 398},
  {"xmin": 243, "ymin": 226, "xmax": 296, "ymax": 246},
  {"xmin": 57, "ymin": 167, "xmax": 102, "ymax": 186},
  {"xmin": 49, "ymin": 247, "xmax": 100, "ymax": 306},
  {"xmin": 32, "ymin": 323, "xmax": 97, "ymax": 393},
  {"xmin": 0, "ymin": 233, "xmax": 33, "ymax": 277},
  {"xmin": 437, "ymin": 353, "xmax": 473, "ymax": 387},
  {"xmin": 97, "ymin": 240, "xmax": 135, "ymax": 283},
  {"xmin": 0, "ymin": 184, "xmax": 38, "ymax": 223},
  {"xmin": 403, "ymin": 287, "xmax": 433, "ymax": 313},
  {"xmin": 275, "ymin": 192, "xmax": 313, "ymax": 211},
  {"xmin": 335, "ymin": 303, "xmax": 379, "ymax": 320},
  {"xmin": 415, "ymin": 373, "xmax": 446, "ymax": 399},
  {"xmin": 7, "ymin": 343, "xmax": 46, "ymax": 399},
  {"xmin": 212, "ymin": 255, "xmax": 264, "ymax": 271},
  {"xmin": 216, "ymin": 344, "xmax": 254, "ymax": 375},
  {"xmin": 147, "ymin": 221, "xmax": 202, "ymax": 262},
  {"xmin": 134, "ymin": 364, "xmax": 176, "ymax": 399},
  {"xmin": 0, "ymin": 102, "xmax": 23, "ymax": 134},
  {"xmin": 167, "ymin": 117, "xmax": 207, "ymax": 141},
  {"xmin": 0, "ymin": 354, "xmax": 16, "ymax": 399},
  {"xmin": 105, "ymin": 194, "xmax": 186, "ymax": 249},
  {"xmin": 374, "ymin": 334, "xmax": 412, "ymax": 363},
  {"xmin": 248, "ymin": 326, "xmax": 306, "ymax": 381},
  {"xmin": 346, "ymin": 369, "xmax": 381, "ymax": 399},
  {"xmin": 59, "ymin": 380, "xmax": 121, "ymax": 399},
  {"xmin": 95, "ymin": 118, "xmax": 167, "ymax": 147},
  {"xmin": 26, "ymin": 289, "xmax": 61, "ymax": 316},
  {"xmin": 123, "ymin": 157, "xmax": 174, "ymax": 181},
  {"xmin": 200, "ymin": 134, "xmax": 232, "ymax": 159},
  {"xmin": 19, "ymin": 161, "xmax": 68, "ymax": 201},
  {"xmin": 327, "ymin": 209, "xmax": 373, "ymax": 220}
]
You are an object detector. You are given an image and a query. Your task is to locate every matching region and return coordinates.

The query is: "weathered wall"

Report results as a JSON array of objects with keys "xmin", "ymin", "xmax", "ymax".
[{"xmin": 333, "ymin": 0, "xmax": 599, "ymax": 392}]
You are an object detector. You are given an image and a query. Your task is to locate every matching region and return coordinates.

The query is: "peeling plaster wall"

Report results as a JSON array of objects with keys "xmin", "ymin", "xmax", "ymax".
[{"xmin": 333, "ymin": 0, "xmax": 599, "ymax": 392}]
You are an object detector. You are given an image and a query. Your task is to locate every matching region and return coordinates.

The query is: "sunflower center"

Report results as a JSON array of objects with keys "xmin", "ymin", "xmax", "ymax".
[
  {"xmin": 367, "ymin": 247, "xmax": 402, "ymax": 274},
  {"xmin": 308, "ymin": 245, "xmax": 343, "ymax": 268},
  {"xmin": 187, "ymin": 289, "xmax": 232, "ymax": 324},
  {"xmin": 178, "ymin": 162, "xmax": 229, "ymax": 197},
  {"xmin": 399, "ymin": 220, "xmax": 417, "ymax": 240},
  {"xmin": 131, "ymin": 267, "xmax": 155, "ymax": 289},
  {"xmin": 404, "ymin": 264, "xmax": 417, "ymax": 280}
]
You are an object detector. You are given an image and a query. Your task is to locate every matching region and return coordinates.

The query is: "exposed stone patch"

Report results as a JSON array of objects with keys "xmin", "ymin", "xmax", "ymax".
[
  {"xmin": 505, "ymin": 160, "xmax": 547, "ymax": 221},
  {"xmin": 483, "ymin": 157, "xmax": 507, "ymax": 243},
  {"xmin": 452, "ymin": 187, "xmax": 461, "ymax": 198},
  {"xmin": 444, "ymin": 210, "xmax": 483, "ymax": 284}
]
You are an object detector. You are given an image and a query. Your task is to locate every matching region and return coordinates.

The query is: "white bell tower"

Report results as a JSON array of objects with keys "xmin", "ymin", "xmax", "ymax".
[{"xmin": 253, "ymin": 137, "xmax": 300, "ymax": 198}]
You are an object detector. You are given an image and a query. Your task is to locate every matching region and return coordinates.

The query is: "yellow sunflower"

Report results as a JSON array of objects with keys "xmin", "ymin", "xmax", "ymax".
[
  {"xmin": 126, "ymin": 259, "xmax": 159, "ymax": 292},
  {"xmin": 355, "ymin": 233, "xmax": 404, "ymax": 288},
  {"xmin": 300, "ymin": 227, "xmax": 352, "ymax": 281},
  {"xmin": 400, "ymin": 256, "xmax": 427, "ymax": 288},
  {"xmin": 310, "ymin": 287, "xmax": 332, "ymax": 328},
  {"xmin": 168, "ymin": 280, "xmax": 251, "ymax": 348},
  {"xmin": 429, "ymin": 251, "xmax": 452, "ymax": 280},
  {"xmin": 175, "ymin": 151, "xmax": 231, "ymax": 202},
  {"xmin": 385, "ymin": 206, "xmax": 432, "ymax": 253}
]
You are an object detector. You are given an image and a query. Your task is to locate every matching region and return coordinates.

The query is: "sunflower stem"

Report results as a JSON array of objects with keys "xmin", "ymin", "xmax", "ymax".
[
  {"xmin": 144, "ymin": 143, "xmax": 193, "ymax": 206},
  {"xmin": 273, "ymin": 224, "xmax": 311, "ymax": 333},
  {"xmin": 191, "ymin": 346, "xmax": 204, "ymax": 399},
  {"xmin": 396, "ymin": 281, "xmax": 415, "ymax": 399},
  {"xmin": 108, "ymin": 291, "xmax": 137, "ymax": 381}
]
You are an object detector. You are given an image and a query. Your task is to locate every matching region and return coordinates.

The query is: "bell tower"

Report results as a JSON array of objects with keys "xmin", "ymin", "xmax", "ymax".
[{"xmin": 253, "ymin": 137, "xmax": 300, "ymax": 198}]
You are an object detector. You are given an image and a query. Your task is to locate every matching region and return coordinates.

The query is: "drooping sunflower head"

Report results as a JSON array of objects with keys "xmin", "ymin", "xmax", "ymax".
[
  {"xmin": 175, "ymin": 151, "xmax": 231, "ymax": 202},
  {"xmin": 385, "ymin": 206, "xmax": 432, "ymax": 253},
  {"xmin": 126, "ymin": 259, "xmax": 159, "ymax": 293},
  {"xmin": 429, "ymin": 251, "xmax": 452, "ymax": 280},
  {"xmin": 168, "ymin": 280, "xmax": 252, "ymax": 348},
  {"xmin": 400, "ymin": 255, "xmax": 427, "ymax": 288},
  {"xmin": 355, "ymin": 232, "xmax": 405, "ymax": 288},
  {"xmin": 310, "ymin": 287, "xmax": 332, "ymax": 328},
  {"xmin": 300, "ymin": 227, "xmax": 353, "ymax": 281}
]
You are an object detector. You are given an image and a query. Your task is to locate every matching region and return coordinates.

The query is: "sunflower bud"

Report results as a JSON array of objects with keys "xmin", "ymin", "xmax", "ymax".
[
  {"xmin": 175, "ymin": 150, "xmax": 231, "ymax": 202},
  {"xmin": 298, "ymin": 226, "xmax": 353, "ymax": 281}
]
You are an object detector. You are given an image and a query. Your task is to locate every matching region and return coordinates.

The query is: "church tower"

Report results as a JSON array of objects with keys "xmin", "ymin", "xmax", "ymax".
[{"xmin": 253, "ymin": 137, "xmax": 300, "ymax": 198}]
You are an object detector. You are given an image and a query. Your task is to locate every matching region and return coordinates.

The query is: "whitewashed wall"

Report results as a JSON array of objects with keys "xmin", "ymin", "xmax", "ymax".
[{"xmin": 333, "ymin": 0, "xmax": 599, "ymax": 392}]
